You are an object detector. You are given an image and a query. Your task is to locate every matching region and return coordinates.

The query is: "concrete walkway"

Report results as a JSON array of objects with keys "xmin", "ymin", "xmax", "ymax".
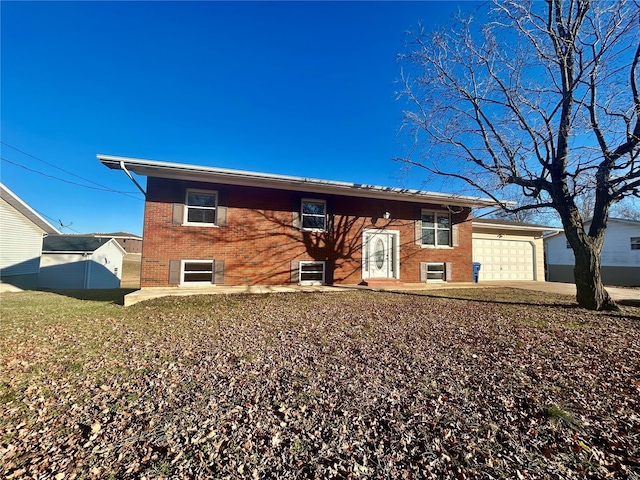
[{"xmin": 122, "ymin": 281, "xmax": 639, "ymax": 306}]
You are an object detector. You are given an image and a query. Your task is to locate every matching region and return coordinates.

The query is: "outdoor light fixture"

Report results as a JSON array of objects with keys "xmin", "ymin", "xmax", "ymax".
[{"xmin": 384, "ymin": 211, "xmax": 391, "ymax": 220}]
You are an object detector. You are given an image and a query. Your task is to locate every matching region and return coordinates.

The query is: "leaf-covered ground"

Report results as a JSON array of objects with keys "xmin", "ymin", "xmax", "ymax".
[{"xmin": 1, "ymin": 289, "xmax": 639, "ymax": 479}]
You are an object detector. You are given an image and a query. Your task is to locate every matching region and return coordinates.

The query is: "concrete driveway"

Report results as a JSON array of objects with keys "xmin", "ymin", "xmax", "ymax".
[{"xmin": 478, "ymin": 281, "xmax": 640, "ymax": 304}]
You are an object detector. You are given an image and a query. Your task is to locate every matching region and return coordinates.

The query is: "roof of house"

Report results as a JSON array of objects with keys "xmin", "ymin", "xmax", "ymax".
[
  {"xmin": 88, "ymin": 232, "xmax": 143, "ymax": 240},
  {"xmin": 0, "ymin": 182, "xmax": 60, "ymax": 234},
  {"xmin": 42, "ymin": 235, "xmax": 126, "ymax": 254},
  {"xmin": 98, "ymin": 154, "xmax": 509, "ymax": 208},
  {"xmin": 472, "ymin": 217, "xmax": 562, "ymax": 232}
]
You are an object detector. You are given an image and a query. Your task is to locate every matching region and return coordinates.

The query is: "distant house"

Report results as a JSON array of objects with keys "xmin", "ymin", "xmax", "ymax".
[
  {"xmin": 89, "ymin": 232, "xmax": 143, "ymax": 254},
  {"xmin": 544, "ymin": 218, "xmax": 640, "ymax": 287},
  {"xmin": 0, "ymin": 183, "xmax": 60, "ymax": 290},
  {"xmin": 98, "ymin": 155, "xmax": 502, "ymax": 288},
  {"xmin": 39, "ymin": 236, "xmax": 126, "ymax": 289},
  {"xmin": 472, "ymin": 218, "xmax": 560, "ymax": 281}
]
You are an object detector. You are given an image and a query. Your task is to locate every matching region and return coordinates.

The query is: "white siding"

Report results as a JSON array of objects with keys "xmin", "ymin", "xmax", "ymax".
[
  {"xmin": 38, "ymin": 253, "xmax": 88, "ymax": 289},
  {"xmin": 545, "ymin": 221, "xmax": 640, "ymax": 267},
  {"xmin": 0, "ymin": 197, "xmax": 45, "ymax": 276},
  {"xmin": 88, "ymin": 242, "xmax": 123, "ymax": 288}
]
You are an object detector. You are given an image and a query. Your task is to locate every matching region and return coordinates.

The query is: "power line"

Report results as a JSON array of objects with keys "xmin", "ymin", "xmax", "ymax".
[
  {"xmin": 1, "ymin": 157, "xmax": 143, "ymax": 200},
  {"xmin": 0, "ymin": 142, "xmax": 142, "ymax": 199},
  {"xmin": 38, "ymin": 210, "xmax": 81, "ymax": 233}
]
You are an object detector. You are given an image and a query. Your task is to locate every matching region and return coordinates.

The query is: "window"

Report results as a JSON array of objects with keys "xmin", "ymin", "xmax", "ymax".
[
  {"xmin": 421, "ymin": 210, "xmax": 450, "ymax": 247},
  {"xmin": 301, "ymin": 199, "xmax": 326, "ymax": 231},
  {"xmin": 182, "ymin": 260, "xmax": 214, "ymax": 284},
  {"xmin": 185, "ymin": 189, "xmax": 217, "ymax": 225},
  {"xmin": 426, "ymin": 263, "xmax": 445, "ymax": 281},
  {"xmin": 566, "ymin": 239, "xmax": 572, "ymax": 249},
  {"xmin": 299, "ymin": 261, "xmax": 325, "ymax": 285},
  {"xmin": 632, "ymin": 237, "xmax": 640, "ymax": 250}
]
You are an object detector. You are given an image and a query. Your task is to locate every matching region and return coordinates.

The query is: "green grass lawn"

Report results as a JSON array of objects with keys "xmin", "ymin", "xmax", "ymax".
[{"xmin": 1, "ymin": 289, "xmax": 639, "ymax": 479}]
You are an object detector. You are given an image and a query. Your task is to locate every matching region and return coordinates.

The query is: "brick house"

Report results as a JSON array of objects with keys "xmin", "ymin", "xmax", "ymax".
[{"xmin": 99, "ymin": 155, "xmax": 499, "ymax": 288}]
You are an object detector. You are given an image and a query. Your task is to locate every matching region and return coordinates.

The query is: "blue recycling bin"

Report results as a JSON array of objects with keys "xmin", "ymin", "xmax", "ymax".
[{"xmin": 472, "ymin": 262, "xmax": 481, "ymax": 283}]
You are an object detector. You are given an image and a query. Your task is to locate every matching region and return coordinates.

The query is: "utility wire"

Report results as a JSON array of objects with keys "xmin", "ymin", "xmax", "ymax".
[
  {"xmin": 1, "ymin": 157, "xmax": 143, "ymax": 200},
  {"xmin": 38, "ymin": 211, "xmax": 81, "ymax": 233},
  {"xmin": 0, "ymin": 141, "xmax": 142, "ymax": 198}
]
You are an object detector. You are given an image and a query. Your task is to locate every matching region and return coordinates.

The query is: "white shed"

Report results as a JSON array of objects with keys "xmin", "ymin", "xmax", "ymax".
[
  {"xmin": 0, "ymin": 183, "xmax": 60, "ymax": 290},
  {"xmin": 472, "ymin": 219, "xmax": 561, "ymax": 282},
  {"xmin": 39, "ymin": 236, "xmax": 126, "ymax": 289},
  {"xmin": 545, "ymin": 218, "xmax": 640, "ymax": 287}
]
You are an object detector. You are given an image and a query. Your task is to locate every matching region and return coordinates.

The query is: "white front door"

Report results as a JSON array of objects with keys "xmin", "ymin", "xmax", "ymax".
[{"xmin": 363, "ymin": 231, "xmax": 398, "ymax": 279}]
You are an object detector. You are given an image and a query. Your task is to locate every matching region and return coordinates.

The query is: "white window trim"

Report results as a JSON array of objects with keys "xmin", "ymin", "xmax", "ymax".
[
  {"xmin": 299, "ymin": 260, "xmax": 325, "ymax": 285},
  {"xmin": 421, "ymin": 209, "xmax": 452, "ymax": 248},
  {"xmin": 426, "ymin": 262, "xmax": 446, "ymax": 282},
  {"xmin": 180, "ymin": 260, "xmax": 215, "ymax": 286},
  {"xmin": 301, "ymin": 198, "xmax": 327, "ymax": 232},
  {"xmin": 183, "ymin": 188, "xmax": 218, "ymax": 227}
]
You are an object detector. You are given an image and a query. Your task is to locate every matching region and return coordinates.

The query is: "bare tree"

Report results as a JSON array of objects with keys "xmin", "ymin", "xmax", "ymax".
[{"xmin": 397, "ymin": 0, "xmax": 640, "ymax": 310}]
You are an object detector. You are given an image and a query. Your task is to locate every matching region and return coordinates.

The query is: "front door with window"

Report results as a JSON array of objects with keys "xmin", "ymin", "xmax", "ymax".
[{"xmin": 363, "ymin": 230, "xmax": 399, "ymax": 280}]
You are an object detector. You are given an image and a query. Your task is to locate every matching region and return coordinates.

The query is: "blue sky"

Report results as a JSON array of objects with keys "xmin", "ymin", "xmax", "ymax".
[{"xmin": 2, "ymin": 1, "xmax": 477, "ymax": 236}]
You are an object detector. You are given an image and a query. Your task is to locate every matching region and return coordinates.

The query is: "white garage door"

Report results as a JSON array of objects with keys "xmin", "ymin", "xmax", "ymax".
[{"xmin": 473, "ymin": 239, "xmax": 534, "ymax": 281}]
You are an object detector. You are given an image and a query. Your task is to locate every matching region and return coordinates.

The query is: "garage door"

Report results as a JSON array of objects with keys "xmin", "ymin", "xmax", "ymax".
[{"xmin": 473, "ymin": 239, "xmax": 534, "ymax": 281}]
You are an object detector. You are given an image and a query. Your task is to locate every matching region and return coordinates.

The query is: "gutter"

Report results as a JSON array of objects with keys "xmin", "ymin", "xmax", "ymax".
[
  {"xmin": 120, "ymin": 161, "xmax": 146, "ymax": 196},
  {"xmin": 98, "ymin": 154, "xmax": 508, "ymax": 208}
]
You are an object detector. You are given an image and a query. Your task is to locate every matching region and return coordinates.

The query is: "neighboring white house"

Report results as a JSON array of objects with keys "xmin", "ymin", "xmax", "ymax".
[
  {"xmin": 39, "ymin": 236, "xmax": 126, "ymax": 289},
  {"xmin": 0, "ymin": 183, "xmax": 60, "ymax": 290},
  {"xmin": 472, "ymin": 218, "xmax": 561, "ymax": 282},
  {"xmin": 544, "ymin": 218, "xmax": 640, "ymax": 287}
]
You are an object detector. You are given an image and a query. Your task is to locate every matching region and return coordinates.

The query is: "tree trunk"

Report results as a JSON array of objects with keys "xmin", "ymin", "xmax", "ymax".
[{"xmin": 573, "ymin": 243, "xmax": 618, "ymax": 311}]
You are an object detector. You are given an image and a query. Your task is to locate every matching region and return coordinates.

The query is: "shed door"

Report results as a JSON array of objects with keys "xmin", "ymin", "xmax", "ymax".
[{"xmin": 473, "ymin": 239, "xmax": 534, "ymax": 281}]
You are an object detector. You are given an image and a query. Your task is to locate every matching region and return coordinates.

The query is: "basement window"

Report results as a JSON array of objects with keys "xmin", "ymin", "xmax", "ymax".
[
  {"xmin": 299, "ymin": 261, "xmax": 325, "ymax": 285},
  {"xmin": 182, "ymin": 260, "xmax": 214, "ymax": 284},
  {"xmin": 426, "ymin": 263, "xmax": 445, "ymax": 282}
]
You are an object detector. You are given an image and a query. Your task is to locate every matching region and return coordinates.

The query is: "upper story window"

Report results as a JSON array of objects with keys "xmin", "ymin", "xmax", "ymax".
[
  {"xmin": 632, "ymin": 237, "xmax": 640, "ymax": 250},
  {"xmin": 421, "ymin": 210, "xmax": 450, "ymax": 247},
  {"xmin": 301, "ymin": 199, "xmax": 326, "ymax": 231},
  {"xmin": 185, "ymin": 189, "xmax": 217, "ymax": 226}
]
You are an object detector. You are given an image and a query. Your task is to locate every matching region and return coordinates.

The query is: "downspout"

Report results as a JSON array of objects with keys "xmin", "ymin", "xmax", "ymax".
[{"xmin": 120, "ymin": 161, "xmax": 146, "ymax": 196}]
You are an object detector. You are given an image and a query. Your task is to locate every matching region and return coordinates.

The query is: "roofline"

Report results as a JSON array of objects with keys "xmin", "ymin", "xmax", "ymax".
[
  {"xmin": 472, "ymin": 220, "xmax": 562, "ymax": 233},
  {"xmin": 42, "ymin": 238, "xmax": 127, "ymax": 255},
  {"xmin": 97, "ymin": 154, "xmax": 510, "ymax": 208},
  {"xmin": 0, "ymin": 182, "xmax": 61, "ymax": 234}
]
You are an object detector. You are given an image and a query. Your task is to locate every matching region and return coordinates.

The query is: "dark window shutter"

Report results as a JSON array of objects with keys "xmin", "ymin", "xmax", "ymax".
[
  {"xmin": 217, "ymin": 207, "xmax": 228, "ymax": 226},
  {"xmin": 415, "ymin": 207, "xmax": 423, "ymax": 246},
  {"xmin": 172, "ymin": 204, "xmax": 184, "ymax": 225},
  {"xmin": 168, "ymin": 260, "xmax": 181, "ymax": 285},
  {"xmin": 419, "ymin": 262, "xmax": 428, "ymax": 282},
  {"xmin": 214, "ymin": 260, "xmax": 225, "ymax": 284},
  {"xmin": 290, "ymin": 260, "xmax": 300, "ymax": 283},
  {"xmin": 291, "ymin": 209, "xmax": 300, "ymax": 230},
  {"xmin": 217, "ymin": 191, "xmax": 228, "ymax": 226},
  {"xmin": 324, "ymin": 260, "xmax": 334, "ymax": 285},
  {"xmin": 452, "ymin": 223, "xmax": 459, "ymax": 247},
  {"xmin": 326, "ymin": 198, "xmax": 334, "ymax": 233},
  {"xmin": 445, "ymin": 262, "xmax": 452, "ymax": 281}
]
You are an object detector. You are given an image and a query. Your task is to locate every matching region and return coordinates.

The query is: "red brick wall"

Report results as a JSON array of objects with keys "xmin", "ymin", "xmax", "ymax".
[{"xmin": 140, "ymin": 177, "xmax": 473, "ymax": 287}]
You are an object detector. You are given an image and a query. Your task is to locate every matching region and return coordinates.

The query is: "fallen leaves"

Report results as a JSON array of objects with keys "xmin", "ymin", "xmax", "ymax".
[{"xmin": 0, "ymin": 290, "xmax": 639, "ymax": 478}]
